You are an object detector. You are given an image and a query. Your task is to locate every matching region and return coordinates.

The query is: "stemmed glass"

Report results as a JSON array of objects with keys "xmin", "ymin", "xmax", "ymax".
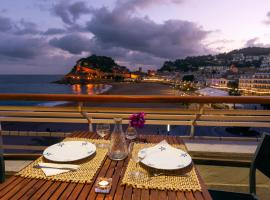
[
  {"xmin": 128, "ymin": 142, "xmax": 146, "ymax": 179},
  {"xmin": 96, "ymin": 124, "xmax": 110, "ymax": 148}
]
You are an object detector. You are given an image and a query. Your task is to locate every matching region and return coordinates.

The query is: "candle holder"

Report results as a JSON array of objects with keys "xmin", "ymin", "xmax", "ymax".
[{"xmin": 95, "ymin": 177, "xmax": 112, "ymax": 193}]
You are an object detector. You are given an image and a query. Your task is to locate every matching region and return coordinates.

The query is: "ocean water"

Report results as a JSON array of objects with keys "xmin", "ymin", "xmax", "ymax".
[{"xmin": 0, "ymin": 75, "xmax": 111, "ymax": 106}]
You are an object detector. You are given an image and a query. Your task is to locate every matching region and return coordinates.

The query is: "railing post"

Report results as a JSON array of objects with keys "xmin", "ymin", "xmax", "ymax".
[
  {"xmin": 0, "ymin": 122, "xmax": 5, "ymax": 183},
  {"xmin": 81, "ymin": 112, "xmax": 93, "ymax": 132},
  {"xmin": 189, "ymin": 104, "xmax": 204, "ymax": 138},
  {"xmin": 78, "ymin": 102, "xmax": 94, "ymax": 132},
  {"xmin": 78, "ymin": 102, "xmax": 83, "ymax": 113}
]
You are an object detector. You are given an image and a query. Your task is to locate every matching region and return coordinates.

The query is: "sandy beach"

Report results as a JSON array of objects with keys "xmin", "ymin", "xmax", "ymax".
[{"xmin": 104, "ymin": 82, "xmax": 177, "ymax": 95}]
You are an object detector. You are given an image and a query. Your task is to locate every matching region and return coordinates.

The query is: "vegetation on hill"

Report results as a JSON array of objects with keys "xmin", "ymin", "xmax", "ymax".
[
  {"xmin": 69, "ymin": 54, "xmax": 129, "ymax": 73},
  {"xmin": 159, "ymin": 47, "xmax": 270, "ymax": 72}
]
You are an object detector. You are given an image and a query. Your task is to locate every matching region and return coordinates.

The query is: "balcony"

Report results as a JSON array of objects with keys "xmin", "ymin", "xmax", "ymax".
[{"xmin": 0, "ymin": 94, "xmax": 270, "ymax": 199}]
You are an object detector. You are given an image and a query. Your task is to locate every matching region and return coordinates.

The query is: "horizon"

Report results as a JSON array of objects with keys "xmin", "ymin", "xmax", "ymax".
[{"xmin": 0, "ymin": 0, "xmax": 270, "ymax": 74}]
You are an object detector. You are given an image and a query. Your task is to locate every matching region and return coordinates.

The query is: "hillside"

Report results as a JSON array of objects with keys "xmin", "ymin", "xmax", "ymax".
[
  {"xmin": 159, "ymin": 47, "xmax": 270, "ymax": 72},
  {"xmin": 69, "ymin": 54, "xmax": 127, "ymax": 73}
]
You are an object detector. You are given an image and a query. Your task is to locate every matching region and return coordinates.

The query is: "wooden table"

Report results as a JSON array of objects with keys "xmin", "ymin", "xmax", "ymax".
[{"xmin": 0, "ymin": 131, "xmax": 212, "ymax": 200}]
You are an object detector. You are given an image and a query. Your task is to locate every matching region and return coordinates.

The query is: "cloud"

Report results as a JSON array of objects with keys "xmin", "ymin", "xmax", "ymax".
[
  {"xmin": 86, "ymin": 6, "xmax": 210, "ymax": 60},
  {"xmin": 245, "ymin": 37, "xmax": 270, "ymax": 47},
  {"xmin": 0, "ymin": 15, "xmax": 40, "ymax": 35},
  {"xmin": 14, "ymin": 19, "xmax": 41, "ymax": 35},
  {"xmin": 0, "ymin": 15, "xmax": 12, "ymax": 32},
  {"xmin": 263, "ymin": 11, "xmax": 270, "ymax": 25},
  {"xmin": 115, "ymin": 0, "xmax": 183, "ymax": 12},
  {"xmin": 52, "ymin": 1, "xmax": 92, "ymax": 25},
  {"xmin": 43, "ymin": 28, "xmax": 67, "ymax": 35},
  {"xmin": 0, "ymin": 33, "xmax": 46, "ymax": 58},
  {"xmin": 49, "ymin": 33, "xmax": 91, "ymax": 54},
  {"xmin": 48, "ymin": 0, "xmax": 210, "ymax": 68}
]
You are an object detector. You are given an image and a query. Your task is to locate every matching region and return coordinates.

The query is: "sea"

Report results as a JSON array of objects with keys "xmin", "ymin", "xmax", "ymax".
[{"xmin": 0, "ymin": 75, "xmax": 112, "ymax": 106}]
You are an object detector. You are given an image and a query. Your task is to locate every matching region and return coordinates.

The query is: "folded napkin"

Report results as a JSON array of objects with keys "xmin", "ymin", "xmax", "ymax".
[{"xmin": 36, "ymin": 163, "xmax": 80, "ymax": 176}]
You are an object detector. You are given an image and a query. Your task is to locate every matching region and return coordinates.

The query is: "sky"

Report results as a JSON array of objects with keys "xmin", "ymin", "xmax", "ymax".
[{"xmin": 0, "ymin": 0, "xmax": 270, "ymax": 74}]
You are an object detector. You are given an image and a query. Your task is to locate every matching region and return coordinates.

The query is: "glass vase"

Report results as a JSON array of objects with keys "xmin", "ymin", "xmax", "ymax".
[{"xmin": 108, "ymin": 118, "xmax": 128, "ymax": 160}]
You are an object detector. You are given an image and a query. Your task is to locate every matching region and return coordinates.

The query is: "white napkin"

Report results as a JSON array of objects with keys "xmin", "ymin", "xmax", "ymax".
[{"xmin": 37, "ymin": 163, "xmax": 79, "ymax": 177}]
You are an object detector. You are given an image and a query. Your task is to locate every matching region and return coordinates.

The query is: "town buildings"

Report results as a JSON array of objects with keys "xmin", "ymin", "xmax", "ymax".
[{"xmin": 239, "ymin": 73, "xmax": 270, "ymax": 95}]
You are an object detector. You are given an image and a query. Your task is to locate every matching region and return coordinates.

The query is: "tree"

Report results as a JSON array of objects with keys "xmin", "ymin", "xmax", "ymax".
[{"xmin": 182, "ymin": 75, "xmax": 194, "ymax": 82}]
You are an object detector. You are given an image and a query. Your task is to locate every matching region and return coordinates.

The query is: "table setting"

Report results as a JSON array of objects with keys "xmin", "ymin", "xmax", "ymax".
[
  {"xmin": 122, "ymin": 140, "xmax": 202, "ymax": 192},
  {"xmin": 16, "ymin": 113, "xmax": 202, "ymax": 193}
]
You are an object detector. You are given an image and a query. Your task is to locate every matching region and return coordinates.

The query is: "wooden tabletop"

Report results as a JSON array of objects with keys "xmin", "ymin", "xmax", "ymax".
[{"xmin": 0, "ymin": 131, "xmax": 212, "ymax": 200}]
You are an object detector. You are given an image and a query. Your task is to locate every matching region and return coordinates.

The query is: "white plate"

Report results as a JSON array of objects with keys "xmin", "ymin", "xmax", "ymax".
[
  {"xmin": 138, "ymin": 140, "xmax": 192, "ymax": 170},
  {"xmin": 43, "ymin": 141, "xmax": 96, "ymax": 162}
]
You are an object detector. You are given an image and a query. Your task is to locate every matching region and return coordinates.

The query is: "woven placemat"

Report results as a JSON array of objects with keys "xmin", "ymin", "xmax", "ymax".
[
  {"xmin": 16, "ymin": 138, "xmax": 109, "ymax": 183},
  {"xmin": 121, "ymin": 143, "xmax": 202, "ymax": 191}
]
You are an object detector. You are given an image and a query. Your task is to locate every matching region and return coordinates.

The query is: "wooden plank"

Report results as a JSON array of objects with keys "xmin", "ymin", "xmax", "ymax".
[
  {"xmin": 200, "ymin": 115, "xmax": 270, "ymax": 122},
  {"xmin": 185, "ymin": 191, "xmax": 196, "ymax": 200},
  {"xmin": 140, "ymin": 189, "xmax": 150, "ymax": 200},
  {"xmin": 193, "ymin": 191, "xmax": 205, "ymax": 200},
  {"xmin": 0, "ymin": 94, "xmax": 269, "ymax": 104},
  {"xmin": 205, "ymin": 109, "xmax": 270, "ymax": 116},
  {"xmin": 0, "ymin": 106, "xmax": 78, "ymax": 112},
  {"xmin": 0, "ymin": 117, "xmax": 87, "ymax": 123},
  {"xmin": 0, "ymin": 178, "xmax": 32, "ymax": 200},
  {"xmin": 168, "ymin": 191, "xmax": 177, "ymax": 200},
  {"xmin": 20, "ymin": 180, "xmax": 48, "ymax": 199},
  {"xmin": 149, "ymin": 190, "xmax": 159, "ymax": 200},
  {"xmin": 176, "ymin": 192, "xmax": 187, "ymax": 200},
  {"xmin": 66, "ymin": 184, "xmax": 85, "ymax": 200},
  {"xmin": 38, "ymin": 181, "xmax": 62, "ymax": 200},
  {"xmin": 158, "ymin": 190, "xmax": 167, "ymax": 200},
  {"xmin": 195, "ymin": 121, "xmax": 270, "ymax": 128},
  {"xmin": 58, "ymin": 183, "xmax": 77, "ymax": 200},
  {"xmin": 3, "ymin": 145, "xmax": 46, "ymax": 151},
  {"xmin": 0, "ymin": 111, "xmax": 82, "ymax": 117},
  {"xmin": 104, "ymin": 159, "xmax": 126, "ymax": 200},
  {"xmin": 0, "ymin": 176, "xmax": 18, "ymax": 191},
  {"xmin": 133, "ymin": 188, "xmax": 142, "ymax": 200},
  {"xmin": 9, "ymin": 179, "xmax": 39, "ymax": 200},
  {"xmin": 87, "ymin": 157, "xmax": 112, "ymax": 200},
  {"xmin": 29, "ymin": 181, "xmax": 53, "ymax": 200},
  {"xmin": 122, "ymin": 186, "xmax": 133, "ymax": 200},
  {"xmin": 0, "ymin": 177, "xmax": 25, "ymax": 198},
  {"xmin": 95, "ymin": 159, "xmax": 118, "ymax": 200}
]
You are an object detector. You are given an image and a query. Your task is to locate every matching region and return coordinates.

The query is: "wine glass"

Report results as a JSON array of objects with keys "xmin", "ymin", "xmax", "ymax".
[
  {"xmin": 128, "ymin": 142, "xmax": 146, "ymax": 179},
  {"xmin": 96, "ymin": 123, "xmax": 110, "ymax": 148}
]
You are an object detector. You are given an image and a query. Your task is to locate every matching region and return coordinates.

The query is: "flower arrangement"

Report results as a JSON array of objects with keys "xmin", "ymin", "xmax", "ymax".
[{"xmin": 129, "ymin": 112, "xmax": 146, "ymax": 128}]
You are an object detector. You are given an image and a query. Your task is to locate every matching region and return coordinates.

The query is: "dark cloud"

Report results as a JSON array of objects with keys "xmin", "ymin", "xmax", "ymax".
[
  {"xmin": 115, "ymin": 0, "xmax": 183, "ymax": 12},
  {"xmin": 49, "ymin": 33, "xmax": 91, "ymax": 54},
  {"xmin": 263, "ymin": 11, "xmax": 270, "ymax": 25},
  {"xmin": 43, "ymin": 28, "xmax": 67, "ymax": 35},
  {"xmin": 245, "ymin": 37, "xmax": 270, "ymax": 47},
  {"xmin": 14, "ymin": 19, "xmax": 41, "ymax": 35},
  {"xmin": 0, "ymin": 34, "xmax": 46, "ymax": 58},
  {"xmin": 86, "ymin": 6, "xmax": 210, "ymax": 60},
  {"xmin": 0, "ymin": 15, "xmax": 12, "ymax": 32},
  {"xmin": 52, "ymin": 1, "xmax": 92, "ymax": 25}
]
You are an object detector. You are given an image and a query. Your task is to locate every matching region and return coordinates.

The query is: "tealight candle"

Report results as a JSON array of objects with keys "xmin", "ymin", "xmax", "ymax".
[
  {"xmin": 95, "ymin": 177, "xmax": 112, "ymax": 194},
  {"xmin": 98, "ymin": 180, "xmax": 109, "ymax": 187}
]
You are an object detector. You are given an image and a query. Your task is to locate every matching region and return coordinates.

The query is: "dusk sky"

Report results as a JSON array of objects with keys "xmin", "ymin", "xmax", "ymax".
[{"xmin": 0, "ymin": 0, "xmax": 270, "ymax": 74}]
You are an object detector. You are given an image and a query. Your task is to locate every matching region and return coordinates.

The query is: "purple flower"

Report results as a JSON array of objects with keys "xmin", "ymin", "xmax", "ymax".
[{"xmin": 129, "ymin": 112, "xmax": 146, "ymax": 128}]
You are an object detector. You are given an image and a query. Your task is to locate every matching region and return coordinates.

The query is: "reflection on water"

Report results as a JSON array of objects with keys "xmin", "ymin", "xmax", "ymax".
[
  {"xmin": 86, "ymin": 84, "xmax": 94, "ymax": 95},
  {"xmin": 71, "ymin": 84, "xmax": 111, "ymax": 95},
  {"xmin": 72, "ymin": 84, "xmax": 82, "ymax": 94}
]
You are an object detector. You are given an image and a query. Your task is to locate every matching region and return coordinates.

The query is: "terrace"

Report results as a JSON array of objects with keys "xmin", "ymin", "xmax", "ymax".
[{"xmin": 0, "ymin": 94, "xmax": 270, "ymax": 199}]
